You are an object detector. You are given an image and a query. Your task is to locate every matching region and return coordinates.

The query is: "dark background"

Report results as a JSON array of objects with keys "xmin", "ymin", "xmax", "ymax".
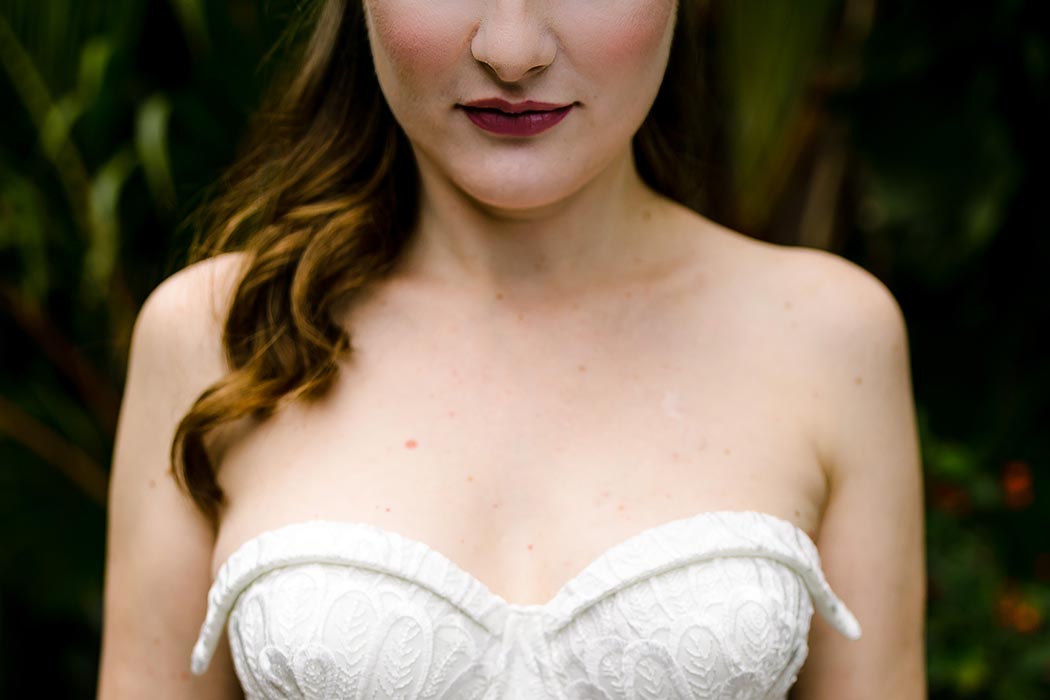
[{"xmin": 0, "ymin": 0, "xmax": 1047, "ymax": 697}]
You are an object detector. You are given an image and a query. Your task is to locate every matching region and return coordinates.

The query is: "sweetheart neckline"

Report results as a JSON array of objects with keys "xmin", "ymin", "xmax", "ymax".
[
  {"xmin": 194, "ymin": 509, "xmax": 862, "ymax": 676},
  {"xmin": 210, "ymin": 508, "xmax": 821, "ymax": 613}
]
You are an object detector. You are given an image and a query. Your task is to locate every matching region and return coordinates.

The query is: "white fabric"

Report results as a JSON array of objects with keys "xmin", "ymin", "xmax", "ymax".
[{"xmin": 191, "ymin": 509, "xmax": 861, "ymax": 699}]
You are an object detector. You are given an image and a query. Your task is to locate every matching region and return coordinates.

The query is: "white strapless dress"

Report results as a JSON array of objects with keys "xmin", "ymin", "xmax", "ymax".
[{"xmin": 191, "ymin": 509, "xmax": 861, "ymax": 699}]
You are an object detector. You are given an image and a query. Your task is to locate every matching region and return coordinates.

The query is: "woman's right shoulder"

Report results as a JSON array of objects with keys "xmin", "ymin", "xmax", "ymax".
[
  {"xmin": 98, "ymin": 251, "xmax": 252, "ymax": 698},
  {"xmin": 139, "ymin": 252, "xmax": 250, "ymax": 343},
  {"xmin": 133, "ymin": 251, "xmax": 251, "ymax": 380}
]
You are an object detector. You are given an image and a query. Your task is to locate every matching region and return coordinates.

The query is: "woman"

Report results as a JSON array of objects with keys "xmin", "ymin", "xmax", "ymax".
[{"xmin": 97, "ymin": 0, "xmax": 926, "ymax": 698}]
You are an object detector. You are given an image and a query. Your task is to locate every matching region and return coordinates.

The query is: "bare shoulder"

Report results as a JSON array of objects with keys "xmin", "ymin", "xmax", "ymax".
[
  {"xmin": 769, "ymin": 245, "xmax": 911, "ymax": 456},
  {"xmin": 702, "ymin": 227, "xmax": 908, "ymax": 366},
  {"xmin": 776, "ymin": 244, "xmax": 907, "ymax": 342},
  {"xmin": 97, "ymin": 251, "xmax": 249, "ymax": 699},
  {"xmin": 686, "ymin": 221, "xmax": 912, "ymax": 471},
  {"xmin": 126, "ymin": 250, "xmax": 252, "ymax": 430},
  {"xmin": 673, "ymin": 207, "xmax": 905, "ymax": 333},
  {"xmin": 136, "ymin": 251, "xmax": 251, "ymax": 369},
  {"xmin": 758, "ymin": 244, "xmax": 911, "ymax": 466}
]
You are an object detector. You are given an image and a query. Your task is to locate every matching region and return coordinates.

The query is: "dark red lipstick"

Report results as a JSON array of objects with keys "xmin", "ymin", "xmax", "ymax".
[{"xmin": 460, "ymin": 98, "xmax": 574, "ymax": 137}]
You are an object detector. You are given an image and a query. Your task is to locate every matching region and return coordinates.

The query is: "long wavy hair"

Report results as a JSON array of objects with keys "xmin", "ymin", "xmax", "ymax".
[{"xmin": 171, "ymin": 0, "xmax": 710, "ymax": 532}]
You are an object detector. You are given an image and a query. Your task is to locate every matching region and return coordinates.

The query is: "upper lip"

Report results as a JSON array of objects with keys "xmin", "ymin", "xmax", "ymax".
[{"xmin": 461, "ymin": 98, "xmax": 572, "ymax": 113}]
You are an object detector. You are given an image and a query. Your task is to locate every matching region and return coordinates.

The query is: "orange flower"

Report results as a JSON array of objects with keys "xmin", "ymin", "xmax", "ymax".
[
  {"xmin": 1012, "ymin": 601, "xmax": 1043, "ymax": 633},
  {"xmin": 995, "ymin": 586, "xmax": 1043, "ymax": 634},
  {"xmin": 1002, "ymin": 460, "xmax": 1034, "ymax": 509}
]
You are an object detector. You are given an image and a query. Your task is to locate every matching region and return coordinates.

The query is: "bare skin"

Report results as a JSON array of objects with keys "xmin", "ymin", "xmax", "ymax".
[{"xmin": 210, "ymin": 201, "xmax": 832, "ymax": 606}]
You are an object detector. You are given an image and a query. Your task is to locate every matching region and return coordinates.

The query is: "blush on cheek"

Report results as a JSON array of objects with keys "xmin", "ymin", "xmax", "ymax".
[
  {"xmin": 567, "ymin": 0, "xmax": 676, "ymax": 67},
  {"xmin": 367, "ymin": 2, "xmax": 468, "ymax": 81}
]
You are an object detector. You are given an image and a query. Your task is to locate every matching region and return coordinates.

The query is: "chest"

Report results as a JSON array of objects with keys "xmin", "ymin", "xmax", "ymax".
[{"xmin": 210, "ymin": 282, "xmax": 829, "ymax": 602}]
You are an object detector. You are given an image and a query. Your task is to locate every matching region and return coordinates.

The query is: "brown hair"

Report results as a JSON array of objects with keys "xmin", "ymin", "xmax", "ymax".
[{"xmin": 170, "ymin": 0, "xmax": 710, "ymax": 532}]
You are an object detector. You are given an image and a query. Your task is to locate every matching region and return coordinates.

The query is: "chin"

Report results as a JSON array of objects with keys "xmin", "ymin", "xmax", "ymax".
[
  {"xmin": 455, "ymin": 162, "xmax": 594, "ymax": 210},
  {"xmin": 461, "ymin": 181, "xmax": 587, "ymax": 214}
]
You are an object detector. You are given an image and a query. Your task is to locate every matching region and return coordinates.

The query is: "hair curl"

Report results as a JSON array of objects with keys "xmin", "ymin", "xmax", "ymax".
[{"xmin": 170, "ymin": 0, "xmax": 711, "ymax": 532}]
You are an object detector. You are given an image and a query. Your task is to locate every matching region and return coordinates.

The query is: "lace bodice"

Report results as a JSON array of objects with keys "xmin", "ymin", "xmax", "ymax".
[{"xmin": 191, "ymin": 509, "xmax": 861, "ymax": 699}]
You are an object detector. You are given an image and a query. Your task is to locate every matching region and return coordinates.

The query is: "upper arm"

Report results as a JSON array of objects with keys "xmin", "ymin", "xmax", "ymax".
[
  {"xmin": 791, "ymin": 250, "xmax": 927, "ymax": 699},
  {"xmin": 96, "ymin": 253, "xmax": 248, "ymax": 699}
]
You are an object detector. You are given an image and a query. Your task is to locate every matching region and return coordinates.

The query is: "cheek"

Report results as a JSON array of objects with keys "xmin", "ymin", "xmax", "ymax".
[
  {"xmin": 366, "ymin": 1, "xmax": 469, "ymax": 88},
  {"xmin": 566, "ymin": 0, "xmax": 675, "ymax": 73}
]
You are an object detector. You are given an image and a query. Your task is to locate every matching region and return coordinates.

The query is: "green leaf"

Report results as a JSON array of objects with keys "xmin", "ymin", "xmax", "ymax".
[
  {"xmin": 134, "ymin": 94, "xmax": 177, "ymax": 213},
  {"xmin": 926, "ymin": 439, "xmax": 981, "ymax": 480},
  {"xmin": 39, "ymin": 93, "xmax": 83, "ymax": 161},
  {"xmin": 168, "ymin": 0, "xmax": 210, "ymax": 58},
  {"xmin": 954, "ymin": 648, "xmax": 990, "ymax": 693},
  {"xmin": 720, "ymin": 0, "xmax": 840, "ymax": 228},
  {"xmin": 75, "ymin": 35, "xmax": 112, "ymax": 104},
  {"xmin": 0, "ymin": 162, "xmax": 50, "ymax": 302},
  {"xmin": 83, "ymin": 146, "xmax": 138, "ymax": 304},
  {"xmin": 39, "ymin": 36, "xmax": 112, "ymax": 162}
]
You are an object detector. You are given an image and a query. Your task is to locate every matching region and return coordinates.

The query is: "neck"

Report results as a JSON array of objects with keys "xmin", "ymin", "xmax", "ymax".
[{"xmin": 395, "ymin": 146, "xmax": 673, "ymax": 304}]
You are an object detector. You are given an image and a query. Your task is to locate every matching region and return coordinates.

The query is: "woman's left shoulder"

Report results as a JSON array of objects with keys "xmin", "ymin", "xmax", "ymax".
[
  {"xmin": 758, "ymin": 242, "xmax": 909, "ymax": 352},
  {"xmin": 760, "ymin": 243, "xmax": 917, "ymax": 492},
  {"xmin": 673, "ymin": 210, "xmax": 908, "ymax": 351}
]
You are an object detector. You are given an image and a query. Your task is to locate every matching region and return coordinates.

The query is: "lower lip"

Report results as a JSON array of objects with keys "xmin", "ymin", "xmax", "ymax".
[{"xmin": 462, "ymin": 105, "xmax": 573, "ymax": 136}]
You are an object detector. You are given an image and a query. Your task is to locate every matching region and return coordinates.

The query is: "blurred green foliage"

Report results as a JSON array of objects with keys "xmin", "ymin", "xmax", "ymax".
[{"xmin": 0, "ymin": 1, "xmax": 1047, "ymax": 698}]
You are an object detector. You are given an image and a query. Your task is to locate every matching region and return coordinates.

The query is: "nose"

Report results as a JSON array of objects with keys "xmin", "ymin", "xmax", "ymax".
[{"xmin": 470, "ymin": 1, "xmax": 557, "ymax": 83}]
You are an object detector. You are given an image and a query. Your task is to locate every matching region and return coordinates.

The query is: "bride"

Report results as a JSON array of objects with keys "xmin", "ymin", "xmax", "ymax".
[{"xmin": 97, "ymin": 0, "xmax": 925, "ymax": 698}]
